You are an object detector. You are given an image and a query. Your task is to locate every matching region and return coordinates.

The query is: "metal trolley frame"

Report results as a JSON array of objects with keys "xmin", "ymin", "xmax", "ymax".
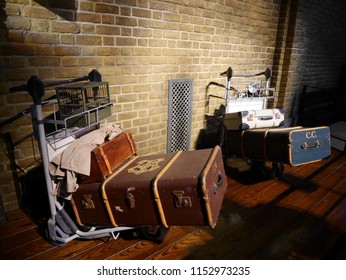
[
  {"xmin": 206, "ymin": 66, "xmax": 284, "ymax": 178},
  {"xmin": 7, "ymin": 70, "xmax": 164, "ymax": 246},
  {"xmin": 206, "ymin": 66, "xmax": 275, "ymax": 114}
]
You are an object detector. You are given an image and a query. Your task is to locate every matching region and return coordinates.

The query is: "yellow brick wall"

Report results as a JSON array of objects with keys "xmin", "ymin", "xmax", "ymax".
[
  {"xmin": 1, "ymin": 0, "xmax": 345, "ymax": 212},
  {"xmin": 0, "ymin": 0, "xmax": 281, "ymax": 212}
]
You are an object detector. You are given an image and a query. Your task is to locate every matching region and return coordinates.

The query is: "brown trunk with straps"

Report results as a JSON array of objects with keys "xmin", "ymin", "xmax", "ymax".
[{"xmin": 72, "ymin": 146, "xmax": 227, "ymax": 229}]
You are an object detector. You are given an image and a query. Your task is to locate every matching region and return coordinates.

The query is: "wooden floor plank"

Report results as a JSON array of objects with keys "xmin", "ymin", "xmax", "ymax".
[
  {"xmin": 29, "ymin": 239, "xmax": 105, "ymax": 260},
  {"xmin": 1, "ymin": 209, "xmax": 28, "ymax": 224},
  {"xmin": 0, "ymin": 214, "xmax": 37, "ymax": 239},
  {"xmin": 0, "ymin": 237, "xmax": 51, "ymax": 260},
  {"xmin": 69, "ymin": 235, "xmax": 141, "ymax": 260},
  {"xmin": 236, "ymin": 167, "xmax": 346, "ymax": 259},
  {"xmin": 150, "ymin": 228, "xmax": 214, "ymax": 260},
  {"xmin": 0, "ymin": 149, "xmax": 345, "ymax": 260},
  {"xmin": 0, "ymin": 226, "xmax": 41, "ymax": 252},
  {"xmin": 184, "ymin": 154, "xmax": 346, "ymax": 259},
  {"xmin": 325, "ymin": 197, "xmax": 346, "ymax": 232},
  {"xmin": 183, "ymin": 185, "xmax": 292, "ymax": 259},
  {"xmin": 107, "ymin": 226, "xmax": 198, "ymax": 260},
  {"xmin": 281, "ymin": 195, "xmax": 346, "ymax": 260},
  {"xmin": 226, "ymin": 156, "xmax": 346, "ymax": 258}
]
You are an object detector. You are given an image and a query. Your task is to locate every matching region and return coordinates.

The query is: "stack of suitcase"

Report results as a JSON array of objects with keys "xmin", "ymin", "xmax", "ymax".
[
  {"xmin": 223, "ymin": 109, "xmax": 331, "ymax": 166},
  {"xmin": 71, "ymin": 132, "xmax": 227, "ymax": 229}
]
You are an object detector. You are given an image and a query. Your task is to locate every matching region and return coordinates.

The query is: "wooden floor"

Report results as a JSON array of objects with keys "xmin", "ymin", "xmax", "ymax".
[{"xmin": 1, "ymin": 149, "xmax": 346, "ymax": 260}]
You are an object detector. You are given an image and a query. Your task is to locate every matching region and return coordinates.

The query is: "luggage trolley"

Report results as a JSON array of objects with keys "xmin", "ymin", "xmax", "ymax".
[
  {"xmin": 206, "ymin": 66, "xmax": 284, "ymax": 178},
  {"xmin": 207, "ymin": 66, "xmax": 274, "ymax": 114},
  {"xmin": 8, "ymin": 70, "xmax": 166, "ymax": 245}
]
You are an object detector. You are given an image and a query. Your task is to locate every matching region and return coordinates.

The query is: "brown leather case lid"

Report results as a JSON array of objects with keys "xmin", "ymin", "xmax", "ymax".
[{"xmin": 81, "ymin": 132, "xmax": 136, "ymax": 183}]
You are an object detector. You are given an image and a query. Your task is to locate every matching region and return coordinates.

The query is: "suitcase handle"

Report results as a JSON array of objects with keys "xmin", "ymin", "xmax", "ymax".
[
  {"xmin": 258, "ymin": 116, "xmax": 273, "ymax": 121},
  {"xmin": 301, "ymin": 140, "xmax": 320, "ymax": 150},
  {"xmin": 213, "ymin": 172, "xmax": 223, "ymax": 194},
  {"xmin": 126, "ymin": 187, "xmax": 136, "ymax": 208}
]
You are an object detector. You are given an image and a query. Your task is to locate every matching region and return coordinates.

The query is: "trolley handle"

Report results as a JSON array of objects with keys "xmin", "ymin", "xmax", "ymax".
[
  {"xmin": 9, "ymin": 84, "xmax": 28, "ymax": 93},
  {"xmin": 9, "ymin": 74, "xmax": 95, "ymax": 93},
  {"xmin": 220, "ymin": 67, "xmax": 272, "ymax": 80},
  {"xmin": 220, "ymin": 67, "xmax": 233, "ymax": 81},
  {"xmin": 9, "ymin": 69, "xmax": 102, "ymax": 105},
  {"xmin": 9, "ymin": 77, "xmax": 82, "ymax": 93},
  {"xmin": 3, "ymin": 70, "xmax": 102, "ymax": 128}
]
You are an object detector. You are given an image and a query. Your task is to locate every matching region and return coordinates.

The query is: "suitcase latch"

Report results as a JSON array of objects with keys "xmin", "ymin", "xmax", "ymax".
[
  {"xmin": 81, "ymin": 194, "xmax": 95, "ymax": 209},
  {"xmin": 126, "ymin": 187, "xmax": 136, "ymax": 209},
  {"xmin": 173, "ymin": 191, "xmax": 192, "ymax": 208}
]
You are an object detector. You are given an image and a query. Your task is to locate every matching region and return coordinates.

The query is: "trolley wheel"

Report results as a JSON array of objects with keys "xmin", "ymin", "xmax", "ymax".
[
  {"xmin": 140, "ymin": 225, "xmax": 168, "ymax": 243},
  {"xmin": 45, "ymin": 224, "xmax": 68, "ymax": 247},
  {"xmin": 271, "ymin": 162, "xmax": 284, "ymax": 179},
  {"xmin": 121, "ymin": 225, "xmax": 169, "ymax": 243},
  {"xmin": 249, "ymin": 160, "xmax": 268, "ymax": 179}
]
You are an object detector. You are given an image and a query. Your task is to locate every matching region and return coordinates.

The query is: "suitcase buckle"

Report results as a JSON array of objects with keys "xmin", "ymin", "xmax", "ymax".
[
  {"xmin": 81, "ymin": 195, "xmax": 95, "ymax": 209},
  {"xmin": 173, "ymin": 191, "xmax": 192, "ymax": 208}
]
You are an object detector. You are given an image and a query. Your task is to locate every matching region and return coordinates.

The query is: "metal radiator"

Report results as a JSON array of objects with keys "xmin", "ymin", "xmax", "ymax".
[{"xmin": 167, "ymin": 78, "xmax": 194, "ymax": 153}]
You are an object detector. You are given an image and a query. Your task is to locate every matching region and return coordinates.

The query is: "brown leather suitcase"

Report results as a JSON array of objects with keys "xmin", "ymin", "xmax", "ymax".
[
  {"xmin": 72, "ymin": 146, "xmax": 227, "ymax": 229},
  {"xmin": 71, "ymin": 182, "xmax": 111, "ymax": 226},
  {"xmin": 154, "ymin": 147, "xmax": 226, "ymax": 228},
  {"xmin": 71, "ymin": 153, "xmax": 175, "ymax": 227},
  {"xmin": 80, "ymin": 132, "xmax": 136, "ymax": 183}
]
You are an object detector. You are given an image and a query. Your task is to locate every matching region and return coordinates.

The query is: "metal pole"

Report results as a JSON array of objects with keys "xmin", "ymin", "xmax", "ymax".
[
  {"xmin": 34, "ymin": 104, "xmax": 57, "ymax": 222},
  {"xmin": 26, "ymin": 76, "xmax": 58, "ymax": 233},
  {"xmin": 0, "ymin": 193, "xmax": 6, "ymax": 225}
]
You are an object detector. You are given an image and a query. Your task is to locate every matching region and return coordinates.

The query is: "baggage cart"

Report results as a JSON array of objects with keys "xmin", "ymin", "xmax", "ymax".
[
  {"xmin": 6, "ymin": 70, "xmax": 227, "ymax": 246},
  {"xmin": 7, "ymin": 71, "xmax": 135, "ymax": 245},
  {"xmin": 205, "ymin": 66, "xmax": 331, "ymax": 178},
  {"xmin": 206, "ymin": 66, "xmax": 286, "ymax": 178}
]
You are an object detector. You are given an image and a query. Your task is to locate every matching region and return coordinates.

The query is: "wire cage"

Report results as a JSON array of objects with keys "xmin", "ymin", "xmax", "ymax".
[{"xmin": 56, "ymin": 81, "xmax": 112, "ymax": 128}]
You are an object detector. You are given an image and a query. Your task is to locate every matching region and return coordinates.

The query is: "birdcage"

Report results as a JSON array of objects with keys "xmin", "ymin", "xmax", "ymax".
[{"xmin": 56, "ymin": 81, "xmax": 112, "ymax": 127}]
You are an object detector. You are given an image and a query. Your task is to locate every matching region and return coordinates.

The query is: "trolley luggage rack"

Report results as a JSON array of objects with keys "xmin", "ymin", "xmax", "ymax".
[
  {"xmin": 205, "ymin": 66, "xmax": 285, "ymax": 179},
  {"xmin": 5, "ymin": 69, "xmax": 227, "ymax": 246},
  {"xmin": 206, "ymin": 66, "xmax": 275, "ymax": 115},
  {"xmin": 5, "ymin": 70, "xmax": 154, "ymax": 246}
]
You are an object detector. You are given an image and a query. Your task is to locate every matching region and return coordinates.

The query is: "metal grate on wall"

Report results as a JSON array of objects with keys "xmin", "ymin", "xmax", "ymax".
[{"xmin": 167, "ymin": 78, "xmax": 194, "ymax": 153}]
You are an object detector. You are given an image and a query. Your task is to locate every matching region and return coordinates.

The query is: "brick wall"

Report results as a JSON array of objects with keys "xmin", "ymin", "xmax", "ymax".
[
  {"xmin": 0, "ymin": 0, "xmax": 281, "ymax": 212},
  {"xmin": 1, "ymin": 0, "xmax": 345, "ymax": 213},
  {"xmin": 274, "ymin": 0, "xmax": 346, "ymax": 123}
]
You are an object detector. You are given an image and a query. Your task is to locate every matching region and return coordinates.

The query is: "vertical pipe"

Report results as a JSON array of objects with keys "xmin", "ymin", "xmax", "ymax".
[
  {"xmin": 0, "ymin": 192, "xmax": 6, "ymax": 225},
  {"xmin": 34, "ymin": 104, "xmax": 57, "ymax": 222}
]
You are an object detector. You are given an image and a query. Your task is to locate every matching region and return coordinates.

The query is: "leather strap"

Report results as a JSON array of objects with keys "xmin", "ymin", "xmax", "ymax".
[{"xmin": 99, "ymin": 146, "xmax": 112, "ymax": 175}]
